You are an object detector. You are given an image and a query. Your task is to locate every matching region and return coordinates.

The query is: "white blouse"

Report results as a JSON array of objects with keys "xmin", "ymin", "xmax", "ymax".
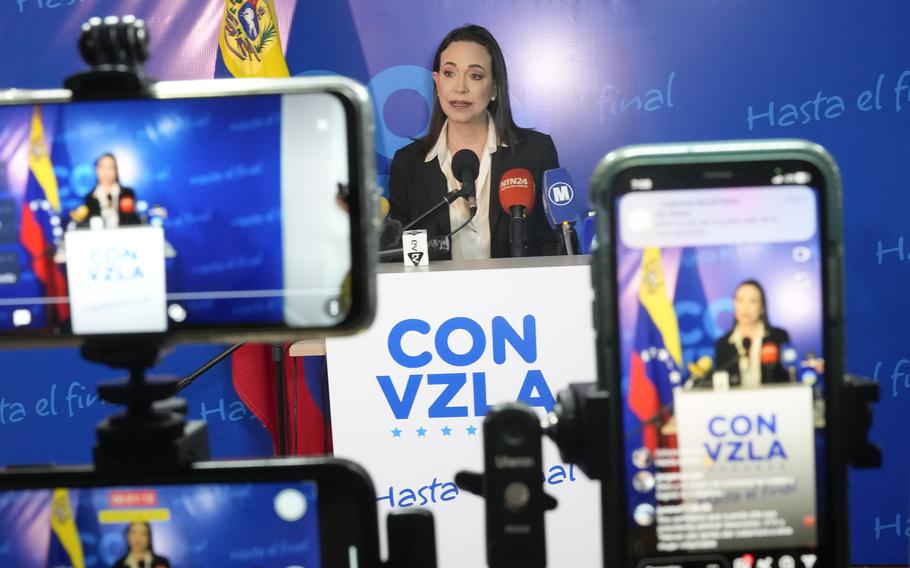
[{"xmin": 423, "ymin": 116, "xmax": 499, "ymax": 260}]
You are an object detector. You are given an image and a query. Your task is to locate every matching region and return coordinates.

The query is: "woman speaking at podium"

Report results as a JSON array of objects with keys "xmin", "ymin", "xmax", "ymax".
[
  {"xmin": 388, "ymin": 24, "xmax": 561, "ymax": 260},
  {"xmin": 81, "ymin": 153, "xmax": 142, "ymax": 228},
  {"xmin": 714, "ymin": 279, "xmax": 792, "ymax": 387},
  {"xmin": 112, "ymin": 521, "xmax": 171, "ymax": 568}
]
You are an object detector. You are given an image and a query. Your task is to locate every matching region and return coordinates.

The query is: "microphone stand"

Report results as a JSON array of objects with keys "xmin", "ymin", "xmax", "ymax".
[
  {"xmin": 175, "ymin": 343, "xmax": 244, "ymax": 392},
  {"xmin": 272, "ymin": 343, "xmax": 289, "ymax": 456},
  {"xmin": 401, "ymin": 187, "xmax": 468, "ymax": 231},
  {"xmin": 378, "ymin": 210, "xmax": 475, "ymax": 262},
  {"xmin": 560, "ymin": 222, "xmax": 575, "ymax": 256},
  {"xmin": 509, "ymin": 205, "xmax": 528, "ymax": 258},
  {"xmin": 381, "ymin": 184, "xmax": 475, "ymax": 260}
]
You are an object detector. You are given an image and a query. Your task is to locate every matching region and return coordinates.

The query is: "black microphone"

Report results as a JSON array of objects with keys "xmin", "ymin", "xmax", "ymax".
[
  {"xmin": 452, "ymin": 149, "xmax": 480, "ymax": 215},
  {"xmin": 711, "ymin": 337, "xmax": 750, "ymax": 387}
]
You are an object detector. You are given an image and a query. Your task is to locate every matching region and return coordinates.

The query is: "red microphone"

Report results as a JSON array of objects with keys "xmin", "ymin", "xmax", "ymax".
[
  {"xmin": 499, "ymin": 168, "xmax": 535, "ymax": 257},
  {"xmin": 120, "ymin": 196, "xmax": 135, "ymax": 214},
  {"xmin": 760, "ymin": 341, "xmax": 780, "ymax": 365}
]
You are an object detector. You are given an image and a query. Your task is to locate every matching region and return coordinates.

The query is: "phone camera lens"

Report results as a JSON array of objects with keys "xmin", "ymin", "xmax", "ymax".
[
  {"xmin": 325, "ymin": 298, "xmax": 341, "ymax": 317},
  {"xmin": 503, "ymin": 481, "xmax": 531, "ymax": 512}
]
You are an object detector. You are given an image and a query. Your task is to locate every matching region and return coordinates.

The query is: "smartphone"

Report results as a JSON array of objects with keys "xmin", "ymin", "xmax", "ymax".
[
  {"xmin": 589, "ymin": 140, "xmax": 846, "ymax": 568},
  {"xmin": 0, "ymin": 458, "xmax": 381, "ymax": 568},
  {"xmin": 0, "ymin": 76, "xmax": 377, "ymax": 345}
]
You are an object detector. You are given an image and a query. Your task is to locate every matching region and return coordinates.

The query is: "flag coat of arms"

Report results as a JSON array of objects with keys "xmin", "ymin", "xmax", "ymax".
[
  {"xmin": 218, "ymin": 0, "xmax": 289, "ymax": 78},
  {"xmin": 628, "ymin": 247, "xmax": 683, "ymax": 452},
  {"xmin": 46, "ymin": 488, "xmax": 85, "ymax": 568}
]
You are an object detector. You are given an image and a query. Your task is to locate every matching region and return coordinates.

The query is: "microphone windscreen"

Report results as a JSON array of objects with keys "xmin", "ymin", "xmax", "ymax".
[
  {"xmin": 499, "ymin": 168, "xmax": 535, "ymax": 212},
  {"xmin": 379, "ymin": 195, "xmax": 390, "ymax": 219},
  {"xmin": 120, "ymin": 196, "xmax": 135, "ymax": 214},
  {"xmin": 379, "ymin": 218, "xmax": 403, "ymax": 250},
  {"xmin": 781, "ymin": 344, "xmax": 798, "ymax": 365},
  {"xmin": 687, "ymin": 355, "xmax": 714, "ymax": 379},
  {"xmin": 70, "ymin": 205, "xmax": 89, "ymax": 222},
  {"xmin": 761, "ymin": 341, "xmax": 780, "ymax": 365},
  {"xmin": 742, "ymin": 337, "xmax": 752, "ymax": 352},
  {"xmin": 542, "ymin": 168, "xmax": 580, "ymax": 227},
  {"xmin": 451, "ymin": 149, "xmax": 480, "ymax": 183}
]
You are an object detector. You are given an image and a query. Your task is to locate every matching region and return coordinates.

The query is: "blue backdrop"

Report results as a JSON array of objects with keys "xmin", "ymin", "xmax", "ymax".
[
  {"xmin": 0, "ymin": 1, "xmax": 906, "ymax": 563},
  {"xmin": 0, "ymin": 97, "xmax": 285, "ymax": 329}
]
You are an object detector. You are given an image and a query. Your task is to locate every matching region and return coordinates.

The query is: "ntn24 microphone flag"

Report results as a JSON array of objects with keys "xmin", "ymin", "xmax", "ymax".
[
  {"xmin": 19, "ymin": 106, "xmax": 69, "ymax": 322},
  {"xmin": 231, "ymin": 343, "xmax": 331, "ymax": 455},
  {"xmin": 216, "ymin": 0, "xmax": 290, "ymax": 78},
  {"xmin": 628, "ymin": 247, "xmax": 682, "ymax": 452}
]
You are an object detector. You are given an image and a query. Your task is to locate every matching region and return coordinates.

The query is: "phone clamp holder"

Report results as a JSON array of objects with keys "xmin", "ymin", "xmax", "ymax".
[
  {"xmin": 455, "ymin": 403, "xmax": 557, "ymax": 568},
  {"xmin": 545, "ymin": 382, "xmax": 610, "ymax": 481},
  {"xmin": 83, "ymin": 338, "xmax": 210, "ymax": 471},
  {"xmin": 64, "ymin": 15, "xmax": 153, "ymax": 100},
  {"xmin": 384, "ymin": 509, "xmax": 438, "ymax": 568},
  {"xmin": 844, "ymin": 374, "xmax": 882, "ymax": 468}
]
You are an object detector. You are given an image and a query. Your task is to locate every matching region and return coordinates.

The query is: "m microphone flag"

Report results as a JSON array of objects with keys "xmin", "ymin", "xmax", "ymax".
[{"xmin": 542, "ymin": 167, "xmax": 579, "ymax": 227}]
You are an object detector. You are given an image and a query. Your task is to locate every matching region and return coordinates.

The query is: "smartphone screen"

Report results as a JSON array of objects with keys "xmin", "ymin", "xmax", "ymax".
[
  {"xmin": 0, "ymin": 480, "xmax": 328, "ymax": 568},
  {"xmin": 0, "ymin": 88, "xmax": 356, "ymax": 337},
  {"xmin": 611, "ymin": 162, "xmax": 828, "ymax": 568}
]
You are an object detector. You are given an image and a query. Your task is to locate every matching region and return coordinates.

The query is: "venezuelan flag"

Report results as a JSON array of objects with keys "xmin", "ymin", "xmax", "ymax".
[
  {"xmin": 19, "ymin": 106, "xmax": 69, "ymax": 322},
  {"xmin": 217, "ymin": 0, "xmax": 289, "ymax": 78},
  {"xmin": 46, "ymin": 488, "xmax": 85, "ymax": 568},
  {"xmin": 628, "ymin": 247, "xmax": 683, "ymax": 452}
]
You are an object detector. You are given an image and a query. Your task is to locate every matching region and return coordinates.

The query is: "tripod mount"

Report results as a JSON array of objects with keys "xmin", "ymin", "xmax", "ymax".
[{"xmin": 63, "ymin": 15, "xmax": 209, "ymax": 471}]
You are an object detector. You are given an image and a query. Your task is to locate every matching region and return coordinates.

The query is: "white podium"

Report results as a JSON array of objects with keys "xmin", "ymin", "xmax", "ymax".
[{"xmin": 326, "ymin": 256, "xmax": 601, "ymax": 568}]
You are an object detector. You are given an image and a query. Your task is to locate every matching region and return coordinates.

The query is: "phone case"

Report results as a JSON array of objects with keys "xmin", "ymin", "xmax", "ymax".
[
  {"xmin": 0, "ymin": 76, "xmax": 378, "ymax": 347},
  {"xmin": 587, "ymin": 140, "xmax": 848, "ymax": 567},
  {"xmin": 0, "ymin": 457, "xmax": 382, "ymax": 568}
]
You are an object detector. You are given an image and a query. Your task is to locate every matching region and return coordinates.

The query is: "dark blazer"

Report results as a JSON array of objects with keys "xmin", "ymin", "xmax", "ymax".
[
  {"xmin": 112, "ymin": 554, "xmax": 170, "ymax": 568},
  {"xmin": 388, "ymin": 129, "xmax": 561, "ymax": 259},
  {"xmin": 714, "ymin": 326, "xmax": 791, "ymax": 386},
  {"xmin": 84, "ymin": 186, "xmax": 142, "ymax": 226}
]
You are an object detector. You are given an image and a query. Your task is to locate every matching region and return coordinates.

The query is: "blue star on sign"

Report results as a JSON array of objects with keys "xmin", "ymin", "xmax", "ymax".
[
  {"xmin": 466, "ymin": 425, "xmax": 478, "ymax": 436},
  {"xmin": 391, "ymin": 428, "xmax": 402, "ymax": 438},
  {"xmin": 417, "ymin": 427, "xmax": 427, "ymax": 437},
  {"xmin": 441, "ymin": 426, "xmax": 452, "ymax": 436}
]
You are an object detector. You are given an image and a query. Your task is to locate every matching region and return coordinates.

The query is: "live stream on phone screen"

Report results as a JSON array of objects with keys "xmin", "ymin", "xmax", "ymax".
[
  {"xmin": 615, "ymin": 185, "xmax": 825, "ymax": 567},
  {"xmin": 0, "ymin": 91, "xmax": 352, "ymax": 336},
  {"xmin": 0, "ymin": 480, "xmax": 323, "ymax": 567}
]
